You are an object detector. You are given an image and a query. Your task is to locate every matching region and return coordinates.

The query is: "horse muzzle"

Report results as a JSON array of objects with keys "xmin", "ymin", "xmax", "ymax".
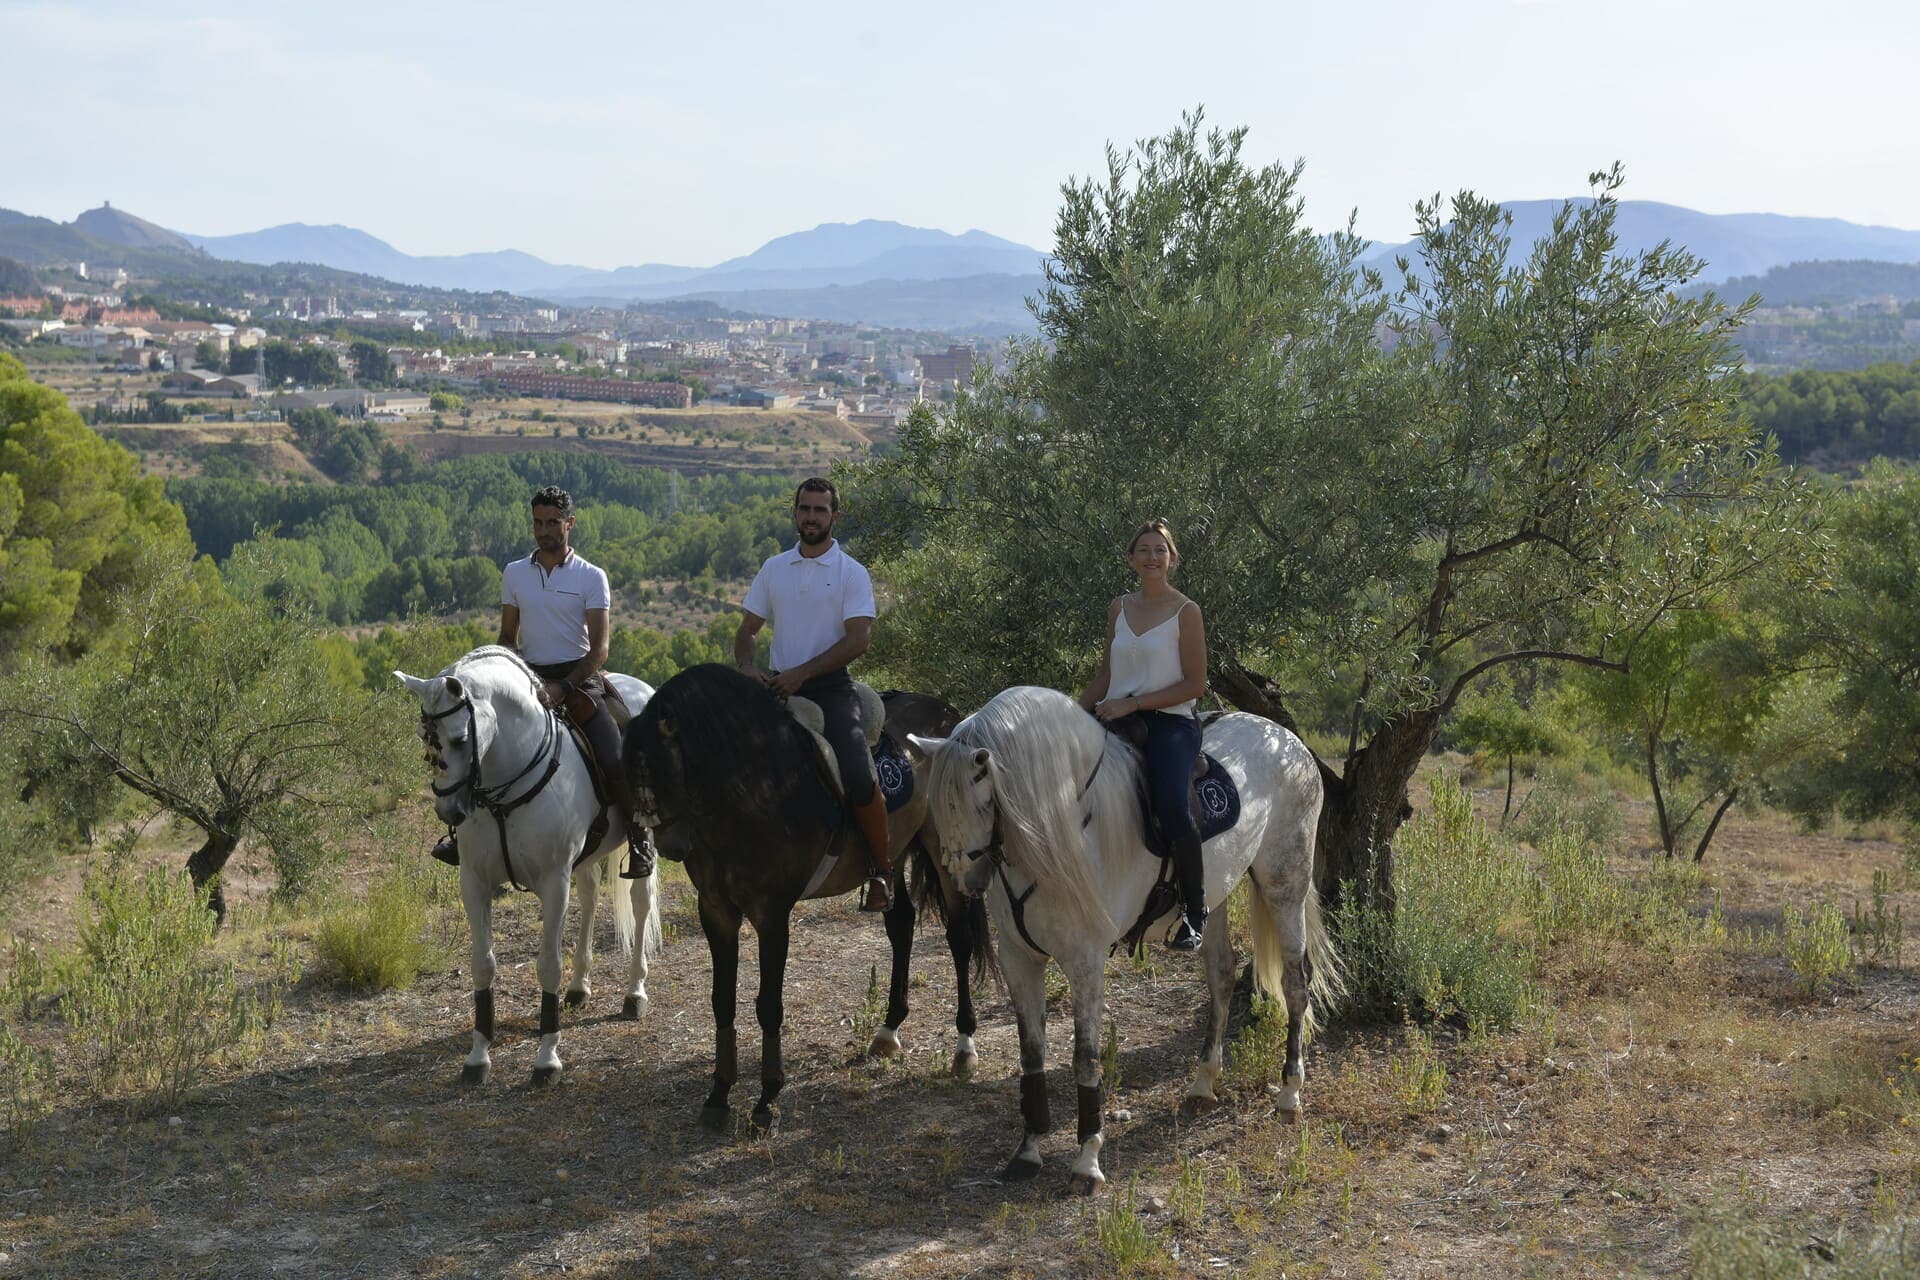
[{"xmin": 434, "ymin": 791, "xmax": 472, "ymax": 827}]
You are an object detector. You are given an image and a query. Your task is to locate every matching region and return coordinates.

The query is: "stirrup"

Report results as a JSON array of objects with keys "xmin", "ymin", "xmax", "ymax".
[
  {"xmin": 1166, "ymin": 910, "xmax": 1206, "ymax": 952},
  {"xmin": 621, "ymin": 832, "xmax": 656, "ymax": 880},
  {"xmin": 859, "ymin": 874, "xmax": 893, "ymax": 913}
]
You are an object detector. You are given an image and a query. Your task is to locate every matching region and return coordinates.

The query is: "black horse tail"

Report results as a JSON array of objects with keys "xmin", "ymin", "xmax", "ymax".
[{"xmin": 908, "ymin": 839, "xmax": 999, "ymax": 989}]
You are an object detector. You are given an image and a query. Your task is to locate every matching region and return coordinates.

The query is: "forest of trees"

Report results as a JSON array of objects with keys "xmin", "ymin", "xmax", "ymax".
[{"xmin": 1740, "ymin": 359, "xmax": 1920, "ymax": 464}]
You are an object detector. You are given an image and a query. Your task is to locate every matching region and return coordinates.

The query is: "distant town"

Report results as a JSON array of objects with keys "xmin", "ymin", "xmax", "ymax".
[{"xmin": 0, "ymin": 270, "xmax": 996, "ymax": 433}]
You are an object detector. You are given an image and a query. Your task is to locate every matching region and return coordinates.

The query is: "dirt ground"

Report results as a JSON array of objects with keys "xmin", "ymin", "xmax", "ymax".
[{"xmin": 1, "ymin": 788, "xmax": 1916, "ymax": 1277}]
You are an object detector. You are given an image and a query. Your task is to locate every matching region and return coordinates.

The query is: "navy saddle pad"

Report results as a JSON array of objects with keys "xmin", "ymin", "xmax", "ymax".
[
  {"xmin": 1140, "ymin": 752, "xmax": 1241, "ymax": 855},
  {"xmin": 874, "ymin": 733, "xmax": 914, "ymax": 813}
]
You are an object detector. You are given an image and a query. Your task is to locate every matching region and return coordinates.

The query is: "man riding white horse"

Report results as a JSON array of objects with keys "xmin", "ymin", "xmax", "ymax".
[
  {"xmin": 432, "ymin": 483, "xmax": 651, "ymax": 879},
  {"xmin": 733, "ymin": 477, "xmax": 893, "ymax": 912}
]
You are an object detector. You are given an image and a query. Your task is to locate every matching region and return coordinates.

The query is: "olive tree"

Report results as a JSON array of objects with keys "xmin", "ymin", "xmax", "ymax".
[{"xmin": 850, "ymin": 114, "xmax": 1804, "ymax": 912}]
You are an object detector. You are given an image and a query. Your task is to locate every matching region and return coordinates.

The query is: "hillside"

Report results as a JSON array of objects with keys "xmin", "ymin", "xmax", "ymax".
[
  {"xmin": 1715, "ymin": 258, "xmax": 1920, "ymax": 305},
  {"xmin": 71, "ymin": 203, "xmax": 197, "ymax": 253}
]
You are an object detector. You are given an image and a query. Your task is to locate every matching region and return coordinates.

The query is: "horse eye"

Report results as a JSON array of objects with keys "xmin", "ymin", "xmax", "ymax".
[{"xmin": 450, "ymin": 735, "xmax": 468, "ymax": 748}]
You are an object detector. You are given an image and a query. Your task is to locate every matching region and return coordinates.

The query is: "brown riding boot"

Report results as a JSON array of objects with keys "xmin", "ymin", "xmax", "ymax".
[{"xmin": 852, "ymin": 790, "xmax": 894, "ymax": 912}]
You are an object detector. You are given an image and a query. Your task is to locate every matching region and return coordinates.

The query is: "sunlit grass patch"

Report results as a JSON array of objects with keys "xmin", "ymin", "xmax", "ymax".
[{"xmin": 314, "ymin": 858, "xmax": 451, "ymax": 993}]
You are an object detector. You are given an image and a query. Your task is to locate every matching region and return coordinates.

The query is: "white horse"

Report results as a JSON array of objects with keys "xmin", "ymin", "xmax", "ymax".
[
  {"xmin": 909, "ymin": 685, "xmax": 1341, "ymax": 1194},
  {"xmin": 396, "ymin": 646, "xmax": 662, "ymax": 1086}
]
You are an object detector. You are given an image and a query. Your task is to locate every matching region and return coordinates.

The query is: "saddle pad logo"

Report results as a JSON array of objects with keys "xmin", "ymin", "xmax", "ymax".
[
  {"xmin": 874, "ymin": 735, "xmax": 914, "ymax": 813},
  {"xmin": 1195, "ymin": 754, "xmax": 1241, "ymax": 842}
]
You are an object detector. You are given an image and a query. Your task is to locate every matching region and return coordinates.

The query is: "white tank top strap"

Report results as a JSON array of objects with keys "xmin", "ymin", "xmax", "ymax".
[{"xmin": 1108, "ymin": 599, "xmax": 1196, "ymax": 718}]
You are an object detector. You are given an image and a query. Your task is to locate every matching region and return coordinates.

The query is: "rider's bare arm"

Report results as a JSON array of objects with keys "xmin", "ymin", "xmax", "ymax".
[
  {"xmin": 1078, "ymin": 598, "xmax": 1122, "ymax": 712},
  {"xmin": 781, "ymin": 616, "xmax": 871, "ymax": 686},
  {"xmin": 734, "ymin": 609, "xmax": 767, "ymax": 675},
  {"xmin": 498, "ymin": 603, "xmax": 521, "ymax": 649},
  {"xmin": 562, "ymin": 608, "xmax": 610, "ymax": 689},
  {"xmin": 1126, "ymin": 603, "xmax": 1208, "ymax": 712}
]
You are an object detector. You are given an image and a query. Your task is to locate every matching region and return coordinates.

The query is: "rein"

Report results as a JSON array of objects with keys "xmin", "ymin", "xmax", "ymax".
[
  {"xmin": 961, "ymin": 738, "xmax": 1108, "ymax": 961},
  {"xmin": 423, "ymin": 688, "xmax": 566, "ymax": 893}
]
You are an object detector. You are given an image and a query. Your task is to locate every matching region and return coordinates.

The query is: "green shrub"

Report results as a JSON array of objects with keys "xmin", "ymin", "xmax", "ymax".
[
  {"xmin": 1529, "ymin": 828, "xmax": 1629, "ymax": 944},
  {"xmin": 1691, "ymin": 1187, "xmax": 1919, "ymax": 1279},
  {"xmin": 314, "ymin": 860, "xmax": 447, "ymax": 992},
  {"xmin": 1387, "ymin": 1024, "xmax": 1448, "ymax": 1115},
  {"xmin": 1783, "ymin": 895, "xmax": 1852, "ymax": 996},
  {"xmin": 1338, "ymin": 775, "xmax": 1537, "ymax": 1035},
  {"xmin": 1852, "ymin": 869, "xmax": 1904, "ymax": 968},
  {"xmin": 1508, "ymin": 763, "xmax": 1621, "ymax": 853},
  {"xmin": 1092, "ymin": 1179, "xmax": 1158, "ymax": 1275},
  {"xmin": 14, "ymin": 860, "xmax": 295, "ymax": 1118}
]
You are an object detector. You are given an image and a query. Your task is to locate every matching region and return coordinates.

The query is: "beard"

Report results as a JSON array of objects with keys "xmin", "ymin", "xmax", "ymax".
[{"xmin": 796, "ymin": 524, "xmax": 831, "ymax": 547}]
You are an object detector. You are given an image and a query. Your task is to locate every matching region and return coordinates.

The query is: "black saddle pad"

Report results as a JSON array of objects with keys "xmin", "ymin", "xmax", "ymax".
[
  {"xmin": 1138, "ymin": 752, "xmax": 1240, "ymax": 856},
  {"xmin": 874, "ymin": 733, "xmax": 914, "ymax": 813}
]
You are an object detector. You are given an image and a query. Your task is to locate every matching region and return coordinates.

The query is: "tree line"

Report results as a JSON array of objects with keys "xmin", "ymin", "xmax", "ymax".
[{"xmin": 1739, "ymin": 360, "xmax": 1920, "ymax": 465}]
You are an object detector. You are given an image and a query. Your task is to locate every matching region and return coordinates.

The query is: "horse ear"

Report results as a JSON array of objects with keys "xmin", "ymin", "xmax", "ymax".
[
  {"xmin": 657, "ymin": 713, "xmax": 676, "ymax": 740},
  {"xmin": 444, "ymin": 675, "xmax": 464, "ymax": 699},
  {"xmin": 904, "ymin": 733, "xmax": 946, "ymax": 761},
  {"xmin": 394, "ymin": 671, "xmax": 426, "ymax": 696},
  {"xmin": 971, "ymin": 747, "xmax": 990, "ymax": 768}
]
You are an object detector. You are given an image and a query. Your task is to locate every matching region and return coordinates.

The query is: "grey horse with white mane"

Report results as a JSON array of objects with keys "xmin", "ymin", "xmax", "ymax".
[{"xmin": 910, "ymin": 684, "xmax": 1341, "ymax": 1193}]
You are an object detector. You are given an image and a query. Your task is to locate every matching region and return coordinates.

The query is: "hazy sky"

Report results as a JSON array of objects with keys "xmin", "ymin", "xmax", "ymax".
[{"xmin": 4, "ymin": 0, "xmax": 1914, "ymax": 268}]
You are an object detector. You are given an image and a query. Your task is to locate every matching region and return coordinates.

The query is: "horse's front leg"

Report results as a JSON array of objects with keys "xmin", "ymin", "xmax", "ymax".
[
  {"xmin": 459, "ymin": 867, "xmax": 498, "ymax": 1086},
  {"xmin": 1183, "ymin": 912, "xmax": 1237, "ymax": 1115},
  {"xmin": 1000, "ymin": 943, "xmax": 1051, "ymax": 1181},
  {"xmin": 699, "ymin": 894, "xmax": 743, "ymax": 1131},
  {"xmin": 868, "ymin": 870, "xmax": 916, "ymax": 1059},
  {"xmin": 565, "ymin": 861, "xmax": 600, "ymax": 1010},
  {"xmin": 529, "ymin": 871, "xmax": 571, "ymax": 1086},
  {"xmin": 751, "ymin": 908, "xmax": 791, "ymax": 1130},
  {"xmin": 621, "ymin": 870, "xmax": 658, "ymax": 1020},
  {"xmin": 1064, "ymin": 951, "xmax": 1109, "ymax": 1196}
]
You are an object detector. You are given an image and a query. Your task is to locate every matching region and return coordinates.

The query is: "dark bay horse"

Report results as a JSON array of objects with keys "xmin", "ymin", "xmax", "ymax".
[{"xmin": 625, "ymin": 663, "xmax": 992, "ymax": 1130}]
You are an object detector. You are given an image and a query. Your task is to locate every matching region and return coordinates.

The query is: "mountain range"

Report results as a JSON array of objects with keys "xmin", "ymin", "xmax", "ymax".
[{"xmin": 7, "ymin": 200, "xmax": 1920, "ymax": 335}]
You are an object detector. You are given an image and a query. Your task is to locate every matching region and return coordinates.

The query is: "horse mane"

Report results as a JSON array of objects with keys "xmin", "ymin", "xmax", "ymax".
[
  {"xmin": 932, "ymin": 685, "xmax": 1124, "ymax": 941},
  {"xmin": 448, "ymin": 645, "xmax": 544, "ymax": 702},
  {"xmin": 628, "ymin": 663, "xmax": 838, "ymax": 846}
]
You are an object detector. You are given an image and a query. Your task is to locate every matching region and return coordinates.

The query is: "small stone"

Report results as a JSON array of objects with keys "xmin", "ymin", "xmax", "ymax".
[
  {"xmin": 1108, "ymin": 1109, "xmax": 1131, "ymax": 1123},
  {"xmin": 167, "ymin": 1116, "xmax": 183, "ymax": 1128},
  {"xmin": 1145, "ymin": 1195, "xmax": 1169, "ymax": 1213},
  {"xmin": 540, "ymin": 1197, "xmax": 552, "ymax": 1208},
  {"xmin": 1432, "ymin": 1124, "xmax": 1454, "ymax": 1142},
  {"xmin": 555, "ymin": 1169, "xmax": 568, "ymax": 1181}
]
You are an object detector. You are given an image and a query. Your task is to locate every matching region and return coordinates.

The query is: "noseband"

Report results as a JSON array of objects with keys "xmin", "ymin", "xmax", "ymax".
[{"xmin": 421, "ymin": 689, "xmax": 566, "ymax": 891}]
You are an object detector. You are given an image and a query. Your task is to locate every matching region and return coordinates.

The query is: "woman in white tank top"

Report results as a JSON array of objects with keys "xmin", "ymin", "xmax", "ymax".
[{"xmin": 1077, "ymin": 519, "xmax": 1211, "ymax": 950}]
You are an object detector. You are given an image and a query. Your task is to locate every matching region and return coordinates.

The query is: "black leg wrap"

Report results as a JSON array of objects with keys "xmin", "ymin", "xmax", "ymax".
[
  {"xmin": 1021, "ymin": 1072, "xmax": 1053, "ymax": 1136},
  {"xmin": 474, "ymin": 989, "xmax": 495, "ymax": 1043},
  {"xmin": 716, "ymin": 1025, "xmax": 738, "ymax": 1084},
  {"xmin": 539, "ymin": 990, "xmax": 560, "ymax": 1038},
  {"xmin": 1078, "ymin": 1084, "xmax": 1103, "ymax": 1145}
]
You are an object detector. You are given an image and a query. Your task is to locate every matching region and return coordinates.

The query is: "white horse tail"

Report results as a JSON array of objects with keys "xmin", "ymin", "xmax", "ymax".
[
  {"xmin": 606, "ymin": 855, "xmax": 637, "ymax": 956},
  {"xmin": 1248, "ymin": 882, "xmax": 1345, "ymax": 1038},
  {"xmin": 639, "ymin": 874, "xmax": 663, "ymax": 963}
]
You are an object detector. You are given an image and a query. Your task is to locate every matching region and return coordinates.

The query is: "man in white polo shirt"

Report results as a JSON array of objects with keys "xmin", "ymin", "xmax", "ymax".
[
  {"xmin": 432, "ymin": 484, "xmax": 650, "ymax": 878},
  {"xmin": 733, "ymin": 477, "xmax": 891, "ymax": 911}
]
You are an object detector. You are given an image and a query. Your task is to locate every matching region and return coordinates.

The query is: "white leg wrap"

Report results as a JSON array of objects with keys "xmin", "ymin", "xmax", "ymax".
[
  {"xmin": 1069, "ymin": 1134, "xmax": 1106, "ymax": 1186},
  {"xmin": 466, "ymin": 1033, "xmax": 491, "ymax": 1068},
  {"xmin": 533, "ymin": 1033, "xmax": 562, "ymax": 1074}
]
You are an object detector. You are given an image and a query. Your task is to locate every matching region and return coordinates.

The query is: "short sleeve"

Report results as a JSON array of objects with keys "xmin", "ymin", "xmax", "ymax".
[
  {"xmin": 741, "ymin": 560, "xmax": 772, "ymax": 620},
  {"xmin": 585, "ymin": 566, "xmax": 610, "ymax": 611},
  {"xmin": 500, "ymin": 565, "xmax": 518, "ymax": 608},
  {"xmin": 843, "ymin": 561, "xmax": 877, "ymax": 621}
]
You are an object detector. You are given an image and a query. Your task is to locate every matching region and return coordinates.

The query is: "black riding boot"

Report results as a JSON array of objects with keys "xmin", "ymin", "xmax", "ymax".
[
  {"xmin": 1167, "ymin": 830, "xmax": 1207, "ymax": 951},
  {"xmin": 584, "ymin": 705, "xmax": 653, "ymax": 880}
]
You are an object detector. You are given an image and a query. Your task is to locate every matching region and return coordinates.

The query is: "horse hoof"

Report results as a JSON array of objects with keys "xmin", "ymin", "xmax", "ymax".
[
  {"xmin": 530, "ymin": 1066, "xmax": 559, "ymax": 1088},
  {"xmin": 564, "ymin": 989, "xmax": 588, "ymax": 1010},
  {"xmin": 751, "ymin": 1104, "xmax": 777, "ymax": 1133},
  {"xmin": 620, "ymin": 996, "xmax": 646, "ymax": 1020},
  {"xmin": 1067, "ymin": 1172, "xmax": 1105, "ymax": 1197},
  {"xmin": 1278, "ymin": 1106, "xmax": 1302, "ymax": 1125},
  {"xmin": 1179, "ymin": 1093, "xmax": 1219, "ymax": 1118},
  {"xmin": 951, "ymin": 1050, "xmax": 978, "ymax": 1077},
  {"xmin": 699, "ymin": 1105, "xmax": 731, "ymax": 1135},
  {"xmin": 1002, "ymin": 1155, "xmax": 1044, "ymax": 1182},
  {"xmin": 459, "ymin": 1063, "xmax": 489, "ymax": 1087},
  {"xmin": 867, "ymin": 1029, "xmax": 902, "ymax": 1059}
]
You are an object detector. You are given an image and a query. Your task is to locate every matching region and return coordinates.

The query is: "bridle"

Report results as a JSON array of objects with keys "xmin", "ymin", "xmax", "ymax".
[
  {"xmin": 948, "ymin": 742, "xmax": 1107, "ymax": 960},
  {"xmin": 421, "ymin": 685, "xmax": 567, "ymax": 892}
]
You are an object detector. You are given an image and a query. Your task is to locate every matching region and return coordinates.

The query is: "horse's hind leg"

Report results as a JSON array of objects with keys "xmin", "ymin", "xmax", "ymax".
[
  {"xmin": 1064, "ymin": 952, "xmax": 1109, "ymax": 1196},
  {"xmin": 946, "ymin": 895, "xmax": 985, "ymax": 1075},
  {"xmin": 529, "ymin": 873, "xmax": 571, "ymax": 1086},
  {"xmin": 699, "ymin": 894, "xmax": 743, "ymax": 1131},
  {"xmin": 1182, "ymin": 910, "xmax": 1237, "ymax": 1115},
  {"xmin": 459, "ymin": 869, "xmax": 498, "ymax": 1086},
  {"xmin": 750, "ymin": 909, "xmax": 791, "ymax": 1130},
  {"xmin": 566, "ymin": 862, "xmax": 599, "ymax": 1010},
  {"xmin": 869, "ymin": 876, "xmax": 916, "ymax": 1059},
  {"xmin": 1000, "ymin": 943, "xmax": 1051, "ymax": 1181}
]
